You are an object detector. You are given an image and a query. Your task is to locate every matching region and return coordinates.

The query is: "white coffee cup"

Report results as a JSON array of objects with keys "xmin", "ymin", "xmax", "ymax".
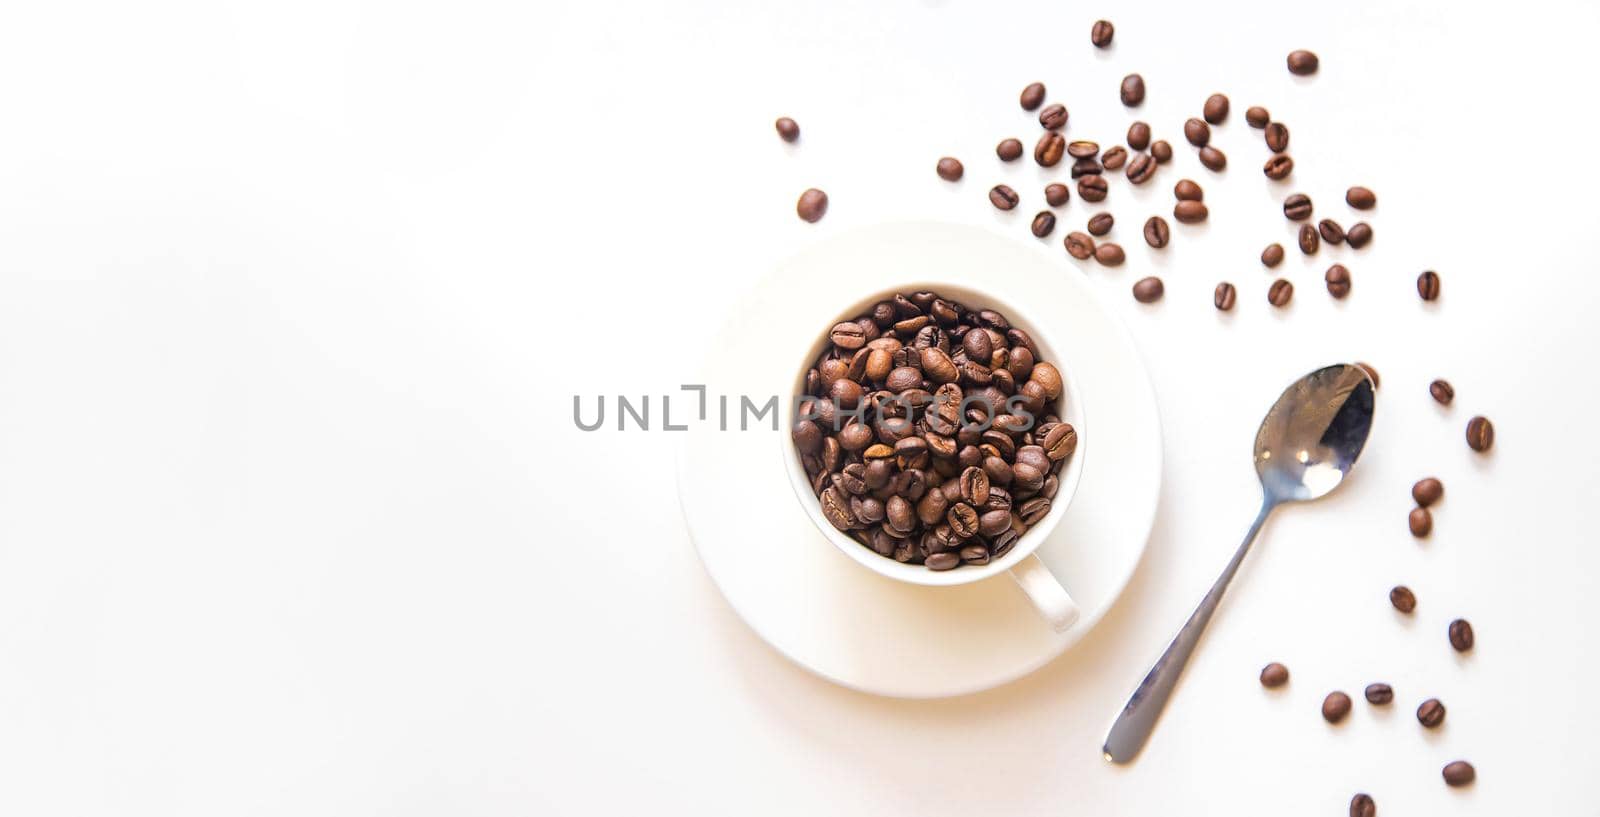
[{"xmin": 780, "ymin": 282, "xmax": 1085, "ymax": 631}]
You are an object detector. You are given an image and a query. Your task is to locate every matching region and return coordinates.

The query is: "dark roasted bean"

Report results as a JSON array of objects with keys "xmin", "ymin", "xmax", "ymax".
[
  {"xmin": 1067, "ymin": 140, "xmax": 1100, "ymax": 159},
  {"xmin": 1466, "ymin": 416, "xmax": 1493, "ymax": 451},
  {"xmin": 1125, "ymin": 153, "xmax": 1156, "ymax": 184},
  {"xmin": 1184, "ymin": 117, "xmax": 1211, "ymax": 147},
  {"xmin": 1091, "ymin": 19, "xmax": 1114, "ymax": 47},
  {"xmin": 925, "ymin": 551, "xmax": 960, "ymax": 571},
  {"xmin": 1031, "ymin": 211, "xmax": 1057, "ymax": 238},
  {"xmin": 1287, "ymin": 49, "xmax": 1319, "ymax": 75},
  {"xmin": 1173, "ymin": 200, "xmax": 1208, "ymax": 224},
  {"xmin": 1127, "ymin": 121, "xmax": 1151, "ymax": 150},
  {"xmin": 1442, "ymin": 761, "xmax": 1476, "ymax": 787},
  {"xmin": 1198, "ymin": 145, "xmax": 1226, "ymax": 171},
  {"xmin": 1064, "ymin": 231, "xmax": 1095, "ymax": 260},
  {"xmin": 1035, "ymin": 132, "xmax": 1066, "ymax": 166},
  {"xmin": 1020, "ymin": 82, "xmax": 1046, "ymax": 111},
  {"xmin": 1299, "ymin": 223, "xmax": 1320, "ymax": 255},
  {"xmin": 1283, "ymin": 193, "xmax": 1312, "ymax": 220},
  {"xmin": 1260, "ymin": 662, "xmax": 1289, "ymax": 688},
  {"xmin": 1150, "ymin": 140, "xmax": 1173, "ymax": 163},
  {"xmin": 1087, "ymin": 213, "xmax": 1114, "ymax": 236},
  {"xmin": 997, "ymin": 137, "xmax": 1024, "ymax": 162},
  {"xmin": 1246, "ymin": 106, "xmax": 1269, "ymax": 128},
  {"xmin": 1390, "ymin": 585, "xmax": 1416, "ymax": 613},
  {"xmin": 1100, "ymin": 145, "xmax": 1128, "ymax": 170},
  {"xmin": 1045, "ymin": 182, "xmax": 1071, "ymax": 207},
  {"xmin": 1346, "ymin": 186, "xmax": 1376, "ymax": 209},
  {"xmin": 1325, "ymin": 264, "xmax": 1351, "ymax": 298},
  {"xmin": 1203, "ymin": 93, "xmax": 1229, "ymax": 124},
  {"xmin": 1071, "ymin": 157, "xmax": 1103, "ymax": 178},
  {"xmin": 1319, "ymin": 219, "xmax": 1345, "ymax": 244},
  {"xmin": 1143, "ymin": 216, "xmax": 1170, "ymax": 248},
  {"xmin": 1417, "ymin": 270, "xmax": 1441, "ymax": 301},
  {"xmin": 1174, "ymin": 179, "xmax": 1203, "ymax": 201},
  {"xmin": 1449, "ymin": 618, "xmax": 1475, "ymax": 651},
  {"xmin": 1120, "ymin": 73, "xmax": 1145, "ymax": 106},
  {"xmin": 1214, "ymin": 282, "xmax": 1236, "ymax": 311},
  {"xmin": 1430, "ymin": 379, "xmax": 1454, "ymax": 405},
  {"xmin": 1263, "ymin": 154, "xmax": 1294, "ymax": 180},
  {"xmin": 1350, "ymin": 794, "xmax": 1376, "ymax": 817},
  {"xmin": 1413, "ymin": 477, "xmax": 1444, "ymax": 507},
  {"xmin": 1078, "ymin": 175, "xmax": 1108, "ymax": 202},
  {"xmin": 936, "ymin": 157, "xmax": 964, "ymax": 181},
  {"xmin": 1417, "ymin": 698, "xmax": 1446, "ymax": 728},
  {"xmin": 1132, "ymin": 276, "xmax": 1164, "ymax": 303},
  {"xmin": 1265, "ymin": 121, "xmax": 1289, "ymax": 152},
  {"xmin": 1364, "ymin": 683, "xmax": 1394, "ymax": 705},
  {"xmin": 776, "ymin": 117, "xmax": 800, "ymax": 142},
  {"xmin": 797, "ymin": 188, "xmax": 829, "ymax": 222},
  {"xmin": 989, "ymin": 184, "xmax": 1020, "ymax": 210},
  {"xmin": 1038, "ymin": 103, "xmax": 1068, "ymax": 131},
  {"xmin": 1346, "ymin": 221, "xmax": 1373, "ymax": 248},
  {"xmin": 1322, "ymin": 691, "xmax": 1352, "ymax": 723},
  {"xmin": 1268, "ymin": 278, "xmax": 1293, "ymax": 307},
  {"xmin": 1261, "ymin": 243, "xmax": 1285, "ymax": 267},
  {"xmin": 1094, "ymin": 242, "xmax": 1125, "ymax": 266}
]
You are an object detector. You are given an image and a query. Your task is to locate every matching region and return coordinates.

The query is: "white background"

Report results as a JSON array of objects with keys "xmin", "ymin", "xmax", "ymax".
[{"xmin": 1, "ymin": 0, "xmax": 1597, "ymax": 814}]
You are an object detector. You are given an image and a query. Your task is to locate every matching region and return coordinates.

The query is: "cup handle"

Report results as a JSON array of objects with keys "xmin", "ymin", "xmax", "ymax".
[{"xmin": 1008, "ymin": 553, "xmax": 1079, "ymax": 632}]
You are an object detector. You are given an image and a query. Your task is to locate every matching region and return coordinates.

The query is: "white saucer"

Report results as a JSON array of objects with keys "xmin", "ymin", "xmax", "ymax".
[{"xmin": 678, "ymin": 221, "xmax": 1162, "ymax": 698}]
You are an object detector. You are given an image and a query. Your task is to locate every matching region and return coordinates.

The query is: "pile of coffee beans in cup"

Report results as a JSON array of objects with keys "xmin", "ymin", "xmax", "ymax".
[{"xmin": 790, "ymin": 290, "xmax": 1077, "ymax": 571}]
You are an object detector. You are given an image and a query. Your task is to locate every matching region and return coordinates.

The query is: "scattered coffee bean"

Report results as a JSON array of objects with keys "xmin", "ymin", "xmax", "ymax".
[
  {"xmin": 1184, "ymin": 118, "xmax": 1211, "ymax": 147},
  {"xmin": 1417, "ymin": 697, "xmax": 1446, "ymax": 728},
  {"xmin": 997, "ymin": 138, "xmax": 1024, "ymax": 162},
  {"xmin": 1322, "ymin": 691, "xmax": 1352, "ymax": 723},
  {"xmin": 1133, "ymin": 276, "xmax": 1164, "ymax": 303},
  {"xmin": 1356, "ymin": 362, "xmax": 1380, "ymax": 387},
  {"xmin": 1365, "ymin": 683, "xmax": 1394, "ymax": 705},
  {"xmin": 1409, "ymin": 506, "xmax": 1432, "ymax": 537},
  {"xmin": 1120, "ymin": 73, "xmax": 1145, "ymax": 106},
  {"xmin": 1087, "ymin": 213, "xmax": 1115, "ymax": 236},
  {"xmin": 1143, "ymin": 216, "xmax": 1170, "ymax": 248},
  {"xmin": 776, "ymin": 117, "xmax": 800, "ymax": 142},
  {"xmin": 1325, "ymin": 264, "xmax": 1351, "ymax": 298},
  {"xmin": 1020, "ymin": 82, "xmax": 1046, "ymax": 111},
  {"xmin": 1413, "ymin": 477, "xmax": 1443, "ymax": 507},
  {"xmin": 1064, "ymin": 232, "xmax": 1095, "ymax": 260},
  {"xmin": 936, "ymin": 157, "xmax": 964, "ymax": 181},
  {"xmin": 1203, "ymin": 93, "xmax": 1229, "ymax": 124},
  {"xmin": 1466, "ymin": 416, "xmax": 1493, "ymax": 452},
  {"xmin": 1031, "ymin": 211, "xmax": 1057, "ymax": 238},
  {"xmin": 1449, "ymin": 618, "xmax": 1475, "ymax": 651},
  {"xmin": 1262, "ymin": 243, "xmax": 1285, "ymax": 267},
  {"xmin": 1067, "ymin": 140, "xmax": 1100, "ymax": 159},
  {"xmin": 1442, "ymin": 761, "xmax": 1475, "ymax": 787},
  {"xmin": 1214, "ymin": 282, "xmax": 1237, "ymax": 311},
  {"xmin": 1417, "ymin": 270, "xmax": 1441, "ymax": 301},
  {"xmin": 1035, "ymin": 132, "xmax": 1065, "ymax": 166},
  {"xmin": 797, "ymin": 188, "xmax": 829, "ymax": 222},
  {"xmin": 1260, "ymin": 662, "xmax": 1289, "ymax": 687},
  {"xmin": 1039, "ymin": 103, "xmax": 1068, "ymax": 131},
  {"xmin": 1350, "ymin": 793, "xmax": 1376, "ymax": 817},
  {"xmin": 1078, "ymin": 175, "xmax": 1109, "ymax": 202},
  {"xmin": 1198, "ymin": 146, "xmax": 1226, "ymax": 171},
  {"xmin": 1319, "ymin": 219, "xmax": 1345, "ymax": 244},
  {"xmin": 1264, "ymin": 154, "xmax": 1294, "ymax": 180},
  {"xmin": 1346, "ymin": 186, "xmax": 1376, "ymax": 209},
  {"xmin": 1390, "ymin": 585, "xmax": 1416, "ymax": 613},
  {"xmin": 1174, "ymin": 179, "xmax": 1203, "ymax": 201},
  {"xmin": 1126, "ymin": 153, "xmax": 1157, "ymax": 184},
  {"xmin": 1127, "ymin": 121, "xmax": 1151, "ymax": 150},
  {"xmin": 1173, "ymin": 200, "xmax": 1208, "ymax": 224},
  {"xmin": 1100, "ymin": 146, "xmax": 1128, "ymax": 170},
  {"xmin": 1268, "ymin": 278, "xmax": 1293, "ymax": 307},
  {"xmin": 1346, "ymin": 221, "xmax": 1373, "ymax": 248},
  {"xmin": 1071, "ymin": 157, "xmax": 1103, "ymax": 178},
  {"xmin": 1246, "ymin": 106, "xmax": 1270, "ymax": 128},
  {"xmin": 989, "ymin": 184, "xmax": 1020, "ymax": 211},
  {"xmin": 1287, "ymin": 49, "xmax": 1320, "ymax": 75},
  {"xmin": 1091, "ymin": 19, "xmax": 1114, "ymax": 48},
  {"xmin": 1265, "ymin": 122, "xmax": 1290, "ymax": 153},
  {"xmin": 1151, "ymin": 140, "xmax": 1173, "ymax": 163},
  {"xmin": 1094, "ymin": 242, "xmax": 1125, "ymax": 266},
  {"xmin": 1283, "ymin": 193, "xmax": 1312, "ymax": 220},
  {"xmin": 1299, "ymin": 224, "xmax": 1320, "ymax": 255},
  {"xmin": 1429, "ymin": 379, "xmax": 1454, "ymax": 405}
]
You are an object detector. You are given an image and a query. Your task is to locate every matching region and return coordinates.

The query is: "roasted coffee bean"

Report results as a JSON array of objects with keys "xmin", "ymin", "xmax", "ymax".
[
  {"xmin": 989, "ymin": 184, "xmax": 1020, "ymax": 210},
  {"xmin": 979, "ymin": 508, "xmax": 1011, "ymax": 537},
  {"xmin": 776, "ymin": 117, "xmax": 800, "ymax": 142},
  {"xmin": 1150, "ymin": 140, "xmax": 1173, "ymax": 163},
  {"xmin": 1125, "ymin": 153, "xmax": 1157, "ymax": 184},
  {"xmin": 1466, "ymin": 416, "xmax": 1493, "ymax": 451},
  {"xmin": 1442, "ymin": 761, "xmax": 1475, "ymax": 787},
  {"xmin": 1042, "ymin": 423, "xmax": 1076, "ymax": 460},
  {"xmin": 797, "ymin": 188, "xmax": 829, "ymax": 222},
  {"xmin": 1173, "ymin": 200, "xmax": 1208, "ymax": 224},
  {"xmin": 997, "ymin": 138, "xmax": 1024, "ymax": 162},
  {"xmin": 1071, "ymin": 157, "xmax": 1103, "ymax": 178},
  {"xmin": 1449, "ymin": 618, "xmax": 1475, "ymax": 651},
  {"xmin": 936, "ymin": 157, "xmax": 964, "ymax": 181},
  {"xmin": 1030, "ymin": 362, "xmax": 1062, "ymax": 398},
  {"xmin": 1198, "ymin": 145, "xmax": 1226, "ymax": 171},
  {"xmin": 830, "ymin": 321, "xmax": 868, "ymax": 349},
  {"xmin": 1287, "ymin": 49, "xmax": 1319, "ymax": 75},
  {"xmin": 1100, "ymin": 145, "xmax": 1128, "ymax": 170},
  {"xmin": 1325, "ymin": 264, "xmax": 1351, "ymax": 298},
  {"xmin": 1284, "ymin": 193, "xmax": 1312, "ymax": 220},
  {"xmin": 1268, "ymin": 278, "xmax": 1294, "ymax": 307},
  {"xmin": 792, "ymin": 420, "xmax": 822, "ymax": 455},
  {"xmin": 1087, "ymin": 213, "xmax": 1115, "ymax": 236},
  {"xmin": 1260, "ymin": 662, "xmax": 1289, "ymax": 688},
  {"xmin": 1299, "ymin": 224, "xmax": 1320, "ymax": 255},
  {"xmin": 947, "ymin": 502, "xmax": 980, "ymax": 538},
  {"xmin": 1031, "ymin": 211, "xmax": 1057, "ymax": 238},
  {"xmin": 1133, "ymin": 276, "xmax": 1164, "ymax": 303},
  {"xmin": 1127, "ymin": 121, "xmax": 1151, "ymax": 150},
  {"xmin": 958, "ymin": 466, "xmax": 991, "ymax": 506},
  {"xmin": 1045, "ymin": 182, "xmax": 1071, "ymax": 207},
  {"xmin": 1319, "ymin": 219, "xmax": 1345, "ymax": 244},
  {"xmin": 1094, "ymin": 242, "xmax": 1125, "ymax": 266},
  {"xmin": 1016, "ymin": 496, "xmax": 1049, "ymax": 524},
  {"xmin": 1265, "ymin": 121, "xmax": 1289, "ymax": 152},
  {"xmin": 1430, "ymin": 379, "xmax": 1454, "ymax": 405},
  {"xmin": 1364, "ymin": 683, "xmax": 1394, "ymax": 705},
  {"xmin": 1035, "ymin": 132, "xmax": 1066, "ymax": 166},
  {"xmin": 1067, "ymin": 140, "xmax": 1100, "ymax": 159},
  {"xmin": 1322, "ymin": 691, "xmax": 1352, "ymax": 723},
  {"xmin": 925, "ymin": 551, "xmax": 960, "ymax": 571},
  {"xmin": 1174, "ymin": 179, "xmax": 1203, "ymax": 201},
  {"xmin": 1078, "ymin": 175, "xmax": 1109, "ymax": 202},
  {"xmin": 1262, "ymin": 243, "xmax": 1285, "ymax": 267},
  {"xmin": 1417, "ymin": 270, "xmax": 1441, "ymax": 301},
  {"xmin": 1020, "ymin": 82, "xmax": 1046, "ymax": 111},
  {"xmin": 959, "ymin": 544, "xmax": 990, "ymax": 565},
  {"xmin": 1038, "ymin": 103, "xmax": 1068, "ymax": 131},
  {"xmin": 820, "ymin": 486, "xmax": 855, "ymax": 531},
  {"xmin": 1184, "ymin": 117, "xmax": 1210, "ymax": 147},
  {"xmin": 1064, "ymin": 231, "xmax": 1095, "ymax": 260},
  {"xmin": 1214, "ymin": 282, "xmax": 1237, "ymax": 311},
  {"xmin": 1246, "ymin": 106, "xmax": 1270, "ymax": 128},
  {"xmin": 1144, "ymin": 216, "xmax": 1171, "ymax": 248},
  {"xmin": 1356, "ymin": 362, "xmax": 1380, "ymax": 388},
  {"xmin": 1417, "ymin": 698, "xmax": 1446, "ymax": 728},
  {"xmin": 1263, "ymin": 154, "xmax": 1294, "ymax": 180},
  {"xmin": 1413, "ymin": 477, "xmax": 1443, "ymax": 507},
  {"xmin": 1203, "ymin": 93, "xmax": 1229, "ymax": 124},
  {"xmin": 1346, "ymin": 186, "xmax": 1376, "ymax": 209},
  {"xmin": 1346, "ymin": 222, "xmax": 1373, "ymax": 248},
  {"xmin": 1390, "ymin": 585, "xmax": 1417, "ymax": 613},
  {"xmin": 1350, "ymin": 794, "xmax": 1376, "ymax": 817},
  {"xmin": 1120, "ymin": 73, "xmax": 1145, "ymax": 106},
  {"xmin": 1091, "ymin": 19, "xmax": 1114, "ymax": 47}
]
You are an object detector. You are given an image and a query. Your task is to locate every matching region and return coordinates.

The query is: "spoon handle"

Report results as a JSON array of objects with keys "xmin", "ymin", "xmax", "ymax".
[{"xmin": 1102, "ymin": 501, "xmax": 1274, "ymax": 764}]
